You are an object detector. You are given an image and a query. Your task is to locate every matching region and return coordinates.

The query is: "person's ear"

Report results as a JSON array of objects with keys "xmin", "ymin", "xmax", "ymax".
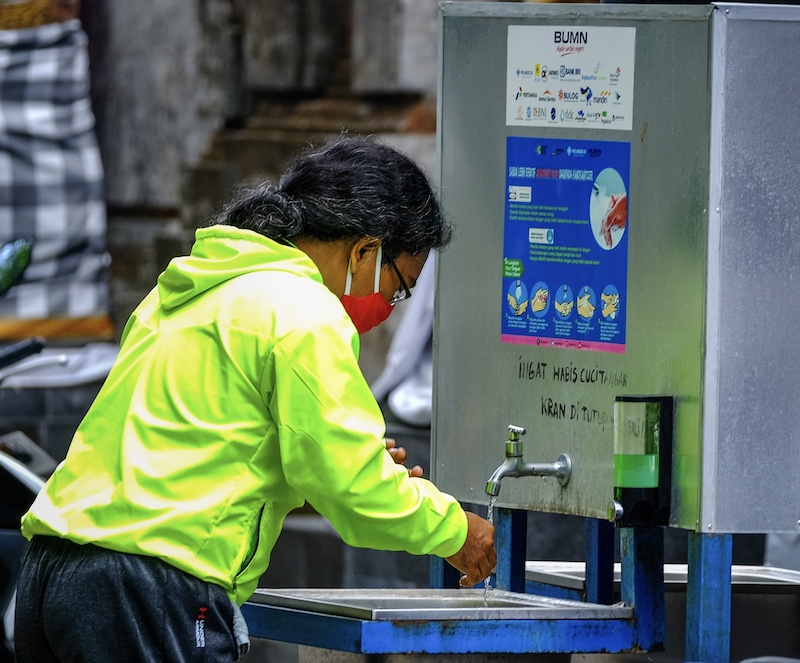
[{"xmin": 348, "ymin": 237, "xmax": 380, "ymax": 274}]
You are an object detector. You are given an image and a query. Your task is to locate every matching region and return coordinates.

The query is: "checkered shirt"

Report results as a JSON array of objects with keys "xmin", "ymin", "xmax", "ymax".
[{"xmin": 0, "ymin": 18, "xmax": 109, "ymax": 328}]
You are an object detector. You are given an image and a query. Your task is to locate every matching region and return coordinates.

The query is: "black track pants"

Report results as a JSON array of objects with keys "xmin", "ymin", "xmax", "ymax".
[{"xmin": 14, "ymin": 536, "xmax": 240, "ymax": 663}]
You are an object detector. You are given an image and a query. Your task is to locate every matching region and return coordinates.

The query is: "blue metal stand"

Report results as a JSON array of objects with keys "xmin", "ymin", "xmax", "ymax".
[
  {"xmin": 620, "ymin": 527, "xmax": 665, "ymax": 651},
  {"xmin": 494, "ymin": 507, "xmax": 527, "ymax": 592},
  {"xmin": 524, "ymin": 517, "xmax": 616, "ymax": 604},
  {"xmin": 585, "ymin": 518, "xmax": 615, "ymax": 605},
  {"xmin": 685, "ymin": 531, "xmax": 732, "ymax": 663},
  {"xmin": 242, "ymin": 505, "xmax": 669, "ymax": 656}
]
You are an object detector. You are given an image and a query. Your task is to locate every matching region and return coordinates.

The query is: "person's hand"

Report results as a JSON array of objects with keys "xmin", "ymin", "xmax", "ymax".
[
  {"xmin": 600, "ymin": 193, "xmax": 627, "ymax": 248},
  {"xmin": 385, "ymin": 438, "xmax": 423, "ymax": 478},
  {"xmin": 531, "ymin": 288, "xmax": 549, "ymax": 313},
  {"xmin": 445, "ymin": 511, "xmax": 497, "ymax": 587}
]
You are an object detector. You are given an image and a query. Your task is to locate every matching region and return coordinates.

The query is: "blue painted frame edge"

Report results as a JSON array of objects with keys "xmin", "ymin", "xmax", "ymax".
[{"xmin": 242, "ymin": 604, "xmax": 637, "ymax": 654}]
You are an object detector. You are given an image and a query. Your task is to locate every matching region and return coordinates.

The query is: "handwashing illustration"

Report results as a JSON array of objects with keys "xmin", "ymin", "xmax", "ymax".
[
  {"xmin": 507, "ymin": 279, "xmax": 528, "ymax": 316},
  {"xmin": 601, "ymin": 290, "xmax": 620, "ymax": 319},
  {"xmin": 590, "ymin": 168, "xmax": 628, "ymax": 250}
]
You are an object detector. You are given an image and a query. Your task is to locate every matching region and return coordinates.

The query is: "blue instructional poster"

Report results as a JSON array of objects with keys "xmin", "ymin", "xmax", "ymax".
[{"xmin": 502, "ymin": 136, "xmax": 630, "ymax": 353}]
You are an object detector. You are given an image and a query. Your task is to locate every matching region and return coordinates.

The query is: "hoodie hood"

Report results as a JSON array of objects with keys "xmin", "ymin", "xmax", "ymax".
[{"xmin": 157, "ymin": 225, "xmax": 321, "ymax": 311}]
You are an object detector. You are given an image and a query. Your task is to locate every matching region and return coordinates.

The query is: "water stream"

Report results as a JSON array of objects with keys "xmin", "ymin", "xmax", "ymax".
[{"xmin": 483, "ymin": 495, "xmax": 497, "ymax": 606}]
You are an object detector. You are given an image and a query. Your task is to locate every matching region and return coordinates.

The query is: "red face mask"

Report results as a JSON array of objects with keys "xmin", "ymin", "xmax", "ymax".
[{"xmin": 341, "ymin": 245, "xmax": 394, "ymax": 334}]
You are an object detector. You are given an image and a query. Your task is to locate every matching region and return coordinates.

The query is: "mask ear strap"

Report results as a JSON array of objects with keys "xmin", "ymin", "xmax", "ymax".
[
  {"xmin": 344, "ymin": 259, "xmax": 353, "ymax": 296},
  {"xmin": 373, "ymin": 245, "xmax": 383, "ymax": 294}
]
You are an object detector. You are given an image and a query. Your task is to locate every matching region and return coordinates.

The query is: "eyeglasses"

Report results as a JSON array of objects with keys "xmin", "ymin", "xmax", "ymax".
[{"xmin": 386, "ymin": 256, "xmax": 412, "ymax": 305}]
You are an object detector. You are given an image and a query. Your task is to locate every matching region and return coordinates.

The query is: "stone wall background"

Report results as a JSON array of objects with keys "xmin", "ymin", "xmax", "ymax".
[{"xmin": 79, "ymin": 0, "xmax": 458, "ymax": 383}]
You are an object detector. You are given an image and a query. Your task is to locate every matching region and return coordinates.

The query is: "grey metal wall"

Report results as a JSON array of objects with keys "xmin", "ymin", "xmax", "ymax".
[
  {"xmin": 433, "ymin": 2, "xmax": 800, "ymax": 534},
  {"xmin": 703, "ymin": 4, "xmax": 800, "ymax": 534}
]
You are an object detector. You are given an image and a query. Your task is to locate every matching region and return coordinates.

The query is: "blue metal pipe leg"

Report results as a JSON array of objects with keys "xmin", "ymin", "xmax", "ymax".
[
  {"xmin": 495, "ymin": 507, "xmax": 527, "ymax": 592},
  {"xmin": 585, "ymin": 518, "xmax": 615, "ymax": 604},
  {"xmin": 685, "ymin": 531, "xmax": 732, "ymax": 663},
  {"xmin": 620, "ymin": 527, "xmax": 665, "ymax": 651}
]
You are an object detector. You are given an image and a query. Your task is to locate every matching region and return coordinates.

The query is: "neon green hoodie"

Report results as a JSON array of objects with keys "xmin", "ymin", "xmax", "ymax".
[{"xmin": 21, "ymin": 225, "xmax": 467, "ymax": 605}]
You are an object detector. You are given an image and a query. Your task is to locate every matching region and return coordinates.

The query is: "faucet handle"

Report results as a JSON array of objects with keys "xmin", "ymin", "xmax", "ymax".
[{"xmin": 505, "ymin": 425, "xmax": 526, "ymax": 457}]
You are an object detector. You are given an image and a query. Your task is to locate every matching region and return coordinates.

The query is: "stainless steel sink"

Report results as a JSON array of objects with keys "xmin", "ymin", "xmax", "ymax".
[
  {"xmin": 247, "ymin": 588, "xmax": 633, "ymax": 621},
  {"xmin": 525, "ymin": 562, "xmax": 800, "ymax": 594}
]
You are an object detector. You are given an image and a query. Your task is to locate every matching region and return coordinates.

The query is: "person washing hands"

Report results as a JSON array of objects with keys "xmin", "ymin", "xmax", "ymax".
[{"xmin": 14, "ymin": 137, "xmax": 496, "ymax": 663}]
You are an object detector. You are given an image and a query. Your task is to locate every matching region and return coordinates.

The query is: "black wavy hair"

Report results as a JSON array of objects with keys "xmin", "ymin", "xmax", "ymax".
[{"xmin": 210, "ymin": 136, "xmax": 453, "ymax": 261}]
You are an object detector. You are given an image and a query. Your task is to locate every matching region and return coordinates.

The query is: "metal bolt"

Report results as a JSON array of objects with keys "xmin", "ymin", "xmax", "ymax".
[
  {"xmin": 715, "ymin": 207, "xmax": 720, "ymax": 213},
  {"xmin": 707, "ymin": 524, "xmax": 712, "ymax": 530}
]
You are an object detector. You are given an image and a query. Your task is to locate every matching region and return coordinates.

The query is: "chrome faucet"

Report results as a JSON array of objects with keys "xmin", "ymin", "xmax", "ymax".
[{"xmin": 485, "ymin": 425, "xmax": 572, "ymax": 497}]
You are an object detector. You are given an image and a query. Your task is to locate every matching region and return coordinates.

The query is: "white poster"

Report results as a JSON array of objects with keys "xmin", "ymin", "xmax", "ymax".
[{"xmin": 507, "ymin": 25, "xmax": 636, "ymax": 131}]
